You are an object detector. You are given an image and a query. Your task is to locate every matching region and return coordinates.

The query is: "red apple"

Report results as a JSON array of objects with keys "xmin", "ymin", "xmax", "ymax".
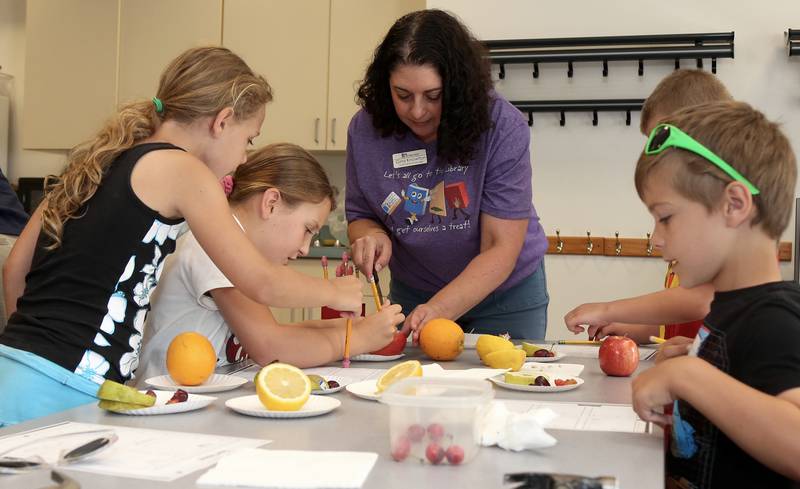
[
  {"xmin": 598, "ymin": 336, "xmax": 639, "ymax": 377},
  {"xmin": 370, "ymin": 331, "xmax": 408, "ymax": 356}
]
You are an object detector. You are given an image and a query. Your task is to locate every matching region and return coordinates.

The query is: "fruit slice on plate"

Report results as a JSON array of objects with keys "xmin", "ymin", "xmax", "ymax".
[
  {"xmin": 483, "ymin": 348, "xmax": 526, "ymax": 371},
  {"xmin": 97, "ymin": 380, "xmax": 156, "ymax": 408},
  {"xmin": 255, "ymin": 363, "xmax": 312, "ymax": 411},
  {"xmin": 521, "ymin": 342, "xmax": 556, "ymax": 358},
  {"xmin": 376, "ymin": 360, "xmax": 422, "ymax": 393}
]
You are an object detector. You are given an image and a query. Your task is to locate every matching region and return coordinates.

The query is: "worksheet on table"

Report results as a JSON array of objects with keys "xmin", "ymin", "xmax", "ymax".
[{"xmin": 501, "ymin": 400, "xmax": 650, "ymax": 433}]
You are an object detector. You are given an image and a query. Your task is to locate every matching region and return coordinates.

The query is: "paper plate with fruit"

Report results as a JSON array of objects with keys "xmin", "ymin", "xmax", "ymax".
[
  {"xmin": 345, "ymin": 379, "xmax": 382, "ymax": 401},
  {"xmin": 350, "ymin": 353, "xmax": 405, "ymax": 362},
  {"xmin": 100, "ymin": 390, "xmax": 216, "ymax": 416},
  {"xmin": 307, "ymin": 374, "xmax": 345, "ymax": 395},
  {"xmin": 489, "ymin": 372, "xmax": 584, "ymax": 393},
  {"xmin": 520, "ymin": 342, "xmax": 565, "ymax": 362},
  {"xmin": 225, "ymin": 395, "xmax": 341, "ymax": 418},
  {"xmin": 145, "ymin": 373, "xmax": 247, "ymax": 393}
]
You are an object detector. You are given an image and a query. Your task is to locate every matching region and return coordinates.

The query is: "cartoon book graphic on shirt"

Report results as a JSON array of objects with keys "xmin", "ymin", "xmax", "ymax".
[
  {"xmin": 381, "ymin": 191, "xmax": 402, "ymax": 226},
  {"xmin": 444, "ymin": 182, "xmax": 471, "ymax": 220},
  {"xmin": 429, "ymin": 182, "xmax": 446, "ymax": 224},
  {"xmin": 402, "ymin": 184, "xmax": 430, "ymax": 225}
]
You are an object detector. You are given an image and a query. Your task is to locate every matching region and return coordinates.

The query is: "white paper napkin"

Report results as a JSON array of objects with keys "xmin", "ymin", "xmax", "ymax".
[
  {"xmin": 480, "ymin": 401, "xmax": 558, "ymax": 451},
  {"xmin": 196, "ymin": 449, "xmax": 378, "ymax": 488},
  {"xmin": 422, "ymin": 363, "xmax": 508, "ymax": 380}
]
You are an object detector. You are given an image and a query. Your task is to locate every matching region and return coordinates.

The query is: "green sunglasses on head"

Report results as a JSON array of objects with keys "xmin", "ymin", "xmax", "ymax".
[{"xmin": 644, "ymin": 123, "xmax": 760, "ymax": 195}]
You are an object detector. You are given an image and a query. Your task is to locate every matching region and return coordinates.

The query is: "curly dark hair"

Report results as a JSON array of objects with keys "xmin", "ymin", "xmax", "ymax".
[{"xmin": 356, "ymin": 9, "xmax": 493, "ymax": 164}]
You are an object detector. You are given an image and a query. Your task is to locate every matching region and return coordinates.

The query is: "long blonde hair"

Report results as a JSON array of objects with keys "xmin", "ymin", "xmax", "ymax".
[
  {"xmin": 229, "ymin": 143, "xmax": 336, "ymax": 211},
  {"xmin": 42, "ymin": 46, "xmax": 273, "ymax": 248}
]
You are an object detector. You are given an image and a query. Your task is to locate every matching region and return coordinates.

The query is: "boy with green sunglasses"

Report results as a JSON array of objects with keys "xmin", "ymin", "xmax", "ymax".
[{"xmin": 632, "ymin": 101, "xmax": 800, "ymax": 488}]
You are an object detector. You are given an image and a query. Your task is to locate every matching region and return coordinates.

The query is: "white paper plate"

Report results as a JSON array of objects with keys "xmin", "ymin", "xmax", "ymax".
[
  {"xmin": 522, "ymin": 351, "xmax": 566, "ymax": 363},
  {"xmin": 309, "ymin": 376, "xmax": 345, "ymax": 395},
  {"xmin": 489, "ymin": 374, "xmax": 584, "ymax": 393},
  {"xmin": 350, "ymin": 353, "xmax": 404, "ymax": 362},
  {"xmin": 105, "ymin": 390, "xmax": 216, "ymax": 415},
  {"xmin": 144, "ymin": 373, "xmax": 248, "ymax": 393},
  {"xmin": 225, "ymin": 395, "xmax": 341, "ymax": 418},
  {"xmin": 522, "ymin": 362, "xmax": 585, "ymax": 377},
  {"xmin": 345, "ymin": 379, "xmax": 381, "ymax": 401}
]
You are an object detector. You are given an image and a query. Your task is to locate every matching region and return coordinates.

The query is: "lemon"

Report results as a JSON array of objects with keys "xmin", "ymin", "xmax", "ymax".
[
  {"xmin": 255, "ymin": 363, "xmax": 312, "ymax": 411},
  {"xmin": 376, "ymin": 360, "xmax": 423, "ymax": 393},
  {"xmin": 483, "ymin": 349, "xmax": 526, "ymax": 371},
  {"xmin": 476, "ymin": 334, "xmax": 515, "ymax": 363}
]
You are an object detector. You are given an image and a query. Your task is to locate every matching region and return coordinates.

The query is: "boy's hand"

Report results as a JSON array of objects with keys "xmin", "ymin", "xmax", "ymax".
[
  {"xmin": 655, "ymin": 336, "xmax": 694, "ymax": 364},
  {"xmin": 587, "ymin": 322, "xmax": 631, "ymax": 340},
  {"xmin": 327, "ymin": 276, "xmax": 363, "ymax": 316},
  {"xmin": 358, "ymin": 301, "xmax": 405, "ymax": 352},
  {"xmin": 564, "ymin": 302, "xmax": 610, "ymax": 334},
  {"xmin": 402, "ymin": 302, "xmax": 446, "ymax": 344},
  {"xmin": 351, "ymin": 232, "xmax": 392, "ymax": 277},
  {"xmin": 632, "ymin": 359, "xmax": 681, "ymax": 426}
]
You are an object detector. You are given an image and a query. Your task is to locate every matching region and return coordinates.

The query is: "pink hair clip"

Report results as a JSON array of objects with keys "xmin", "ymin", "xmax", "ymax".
[{"xmin": 221, "ymin": 175, "xmax": 234, "ymax": 196}]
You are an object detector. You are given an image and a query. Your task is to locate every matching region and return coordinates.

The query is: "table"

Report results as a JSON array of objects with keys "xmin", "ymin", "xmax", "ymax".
[{"xmin": 0, "ymin": 348, "xmax": 664, "ymax": 489}]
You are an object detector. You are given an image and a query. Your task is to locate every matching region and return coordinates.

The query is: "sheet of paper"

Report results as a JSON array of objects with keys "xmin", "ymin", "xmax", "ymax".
[
  {"xmin": 533, "ymin": 344, "xmax": 657, "ymax": 359},
  {"xmin": 0, "ymin": 422, "xmax": 268, "ymax": 481},
  {"xmin": 234, "ymin": 364, "xmax": 388, "ymax": 385},
  {"xmin": 500, "ymin": 400, "xmax": 650, "ymax": 433}
]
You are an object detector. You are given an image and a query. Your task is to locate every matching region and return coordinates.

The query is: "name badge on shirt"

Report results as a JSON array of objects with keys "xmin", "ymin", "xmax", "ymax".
[{"xmin": 392, "ymin": 149, "xmax": 427, "ymax": 169}]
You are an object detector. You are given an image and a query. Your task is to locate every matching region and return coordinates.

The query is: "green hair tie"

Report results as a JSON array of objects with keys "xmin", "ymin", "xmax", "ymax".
[{"xmin": 152, "ymin": 97, "xmax": 164, "ymax": 114}]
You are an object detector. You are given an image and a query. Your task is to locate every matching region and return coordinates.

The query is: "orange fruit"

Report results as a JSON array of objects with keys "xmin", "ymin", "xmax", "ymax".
[
  {"xmin": 418, "ymin": 318, "xmax": 464, "ymax": 361},
  {"xmin": 166, "ymin": 332, "xmax": 217, "ymax": 386}
]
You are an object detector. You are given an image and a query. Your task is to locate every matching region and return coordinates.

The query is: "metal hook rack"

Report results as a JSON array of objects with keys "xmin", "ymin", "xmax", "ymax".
[
  {"xmin": 511, "ymin": 99, "xmax": 644, "ymax": 127},
  {"xmin": 788, "ymin": 29, "xmax": 800, "ymax": 56},
  {"xmin": 484, "ymin": 32, "xmax": 734, "ymax": 78}
]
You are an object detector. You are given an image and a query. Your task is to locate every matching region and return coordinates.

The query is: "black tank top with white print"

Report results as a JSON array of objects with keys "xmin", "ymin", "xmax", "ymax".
[{"xmin": 1, "ymin": 143, "xmax": 186, "ymax": 384}]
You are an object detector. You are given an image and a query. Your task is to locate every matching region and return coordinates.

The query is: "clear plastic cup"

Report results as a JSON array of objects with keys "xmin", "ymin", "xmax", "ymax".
[{"xmin": 379, "ymin": 377, "xmax": 493, "ymax": 465}]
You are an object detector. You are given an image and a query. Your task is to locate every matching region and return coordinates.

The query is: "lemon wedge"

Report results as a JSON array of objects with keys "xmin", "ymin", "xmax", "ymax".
[
  {"xmin": 483, "ymin": 349, "xmax": 526, "ymax": 371},
  {"xmin": 476, "ymin": 335, "xmax": 515, "ymax": 363},
  {"xmin": 255, "ymin": 363, "xmax": 312, "ymax": 411},
  {"xmin": 376, "ymin": 360, "xmax": 423, "ymax": 393}
]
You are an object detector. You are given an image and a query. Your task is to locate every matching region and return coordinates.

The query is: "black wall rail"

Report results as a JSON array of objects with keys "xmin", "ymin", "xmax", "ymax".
[
  {"xmin": 788, "ymin": 29, "xmax": 800, "ymax": 56},
  {"xmin": 484, "ymin": 32, "xmax": 734, "ymax": 79},
  {"xmin": 511, "ymin": 99, "xmax": 645, "ymax": 127}
]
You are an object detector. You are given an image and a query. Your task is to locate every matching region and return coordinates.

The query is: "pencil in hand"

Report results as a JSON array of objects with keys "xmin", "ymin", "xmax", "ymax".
[{"xmin": 321, "ymin": 256, "xmax": 329, "ymax": 280}]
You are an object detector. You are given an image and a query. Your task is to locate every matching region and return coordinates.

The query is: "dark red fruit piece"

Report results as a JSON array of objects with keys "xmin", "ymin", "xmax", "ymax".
[
  {"xmin": 427, "ymin": 423, "xmax": 445, "ymax": 441},
  {"xmin": 391, "ymin": 436, "xmax": 411, "ymax": 462},
  {"xmin": 166, "ymin": 389, "xmax": 189, "ymax": 404},
  {"xmin": 445, "ymin": 445, "xmax": 465, "ymax": 465},
  {"xmin": 327, "ymin": 380, "xmax": 340, "ymax": 388},
  {"xmin": 533, "ymin": 376, "xmax": 550, "ymax": 386},
  {"xmin": 533, "ymin": 349, "xmax": 555, "ymax": 357},
  {"xmin": 407, "ymin": 424, "xmax": 426, "ymax": 443},
  {"xmin": 425, "ymin": 442, "xmax": 445, "ymax": 465},
  {"xmin": 145, "ymin": 389, "xmax": 156, "ymax": 397}
]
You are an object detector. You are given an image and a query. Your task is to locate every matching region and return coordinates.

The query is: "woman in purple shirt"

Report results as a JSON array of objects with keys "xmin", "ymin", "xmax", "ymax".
[{"xmin": 346, "ymin": 9, "xmax": 549, "ymax": 340}]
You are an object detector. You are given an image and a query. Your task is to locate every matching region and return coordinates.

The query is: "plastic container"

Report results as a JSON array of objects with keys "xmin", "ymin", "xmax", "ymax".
[{"xmin": 379, "ymin": 377, "xmax": 493, "ymax": 465}]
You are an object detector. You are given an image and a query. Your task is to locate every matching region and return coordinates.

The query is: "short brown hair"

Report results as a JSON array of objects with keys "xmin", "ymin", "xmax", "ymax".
[
  {"xmin": 635, "ymin": 101, "xmax": 797, "ymax": 239},
  {"xmin": 640, "ymin": 69, "xmax": 732, "ymax": 135}
]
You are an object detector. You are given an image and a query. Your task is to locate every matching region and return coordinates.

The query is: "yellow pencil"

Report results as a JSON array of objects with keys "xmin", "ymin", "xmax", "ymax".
[
  {"xmin": 649, "ymin": 336, "xmax": 667, "ymax": 344},
  {"xmin": 556, "ymin": 340, "xmax": 602, "ymax": 345},
  {"xmin": 369, "ymin": 278, "xmax": 382, "ymax": 312},
  {"xmin": 343, "ymin": 318, "xmax": 353, "ymax": 368}
]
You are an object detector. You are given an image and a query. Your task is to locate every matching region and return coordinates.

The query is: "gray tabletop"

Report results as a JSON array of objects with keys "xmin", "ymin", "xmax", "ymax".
[{"xmin": 0, "ymin": 348, "xmax": 664, "ymax": 489}]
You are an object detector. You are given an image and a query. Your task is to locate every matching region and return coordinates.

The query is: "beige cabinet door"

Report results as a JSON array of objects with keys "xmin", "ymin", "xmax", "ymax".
[
  {"xmin": 22, "ymin": 0, "xmax": 118, "ymax": 149},
  {"xmin": 223, "ymin": 0, "xmax": 330, "ymax": 150},
  {"xmin": 327, "ymin": 0, "xmax": 424, "ymax": 150},
  {"xmin": 118, "ymin": 0, "xmax": 222, "ymax": 105}
]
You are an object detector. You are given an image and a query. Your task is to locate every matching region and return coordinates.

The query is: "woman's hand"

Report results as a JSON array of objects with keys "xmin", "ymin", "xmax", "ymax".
[
  {"xmin": 350, "ymin": 232, "xmax": 392, "ymax": 277},
  {"xmin": 356, "ymin": 300, "xmax": 406, "ymax": 352},
  {"xmin": 401, "ymin": 302, "xmax": 447, "ymax": 344}
]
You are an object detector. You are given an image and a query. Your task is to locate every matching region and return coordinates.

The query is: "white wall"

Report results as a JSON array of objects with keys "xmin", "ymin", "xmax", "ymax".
[
  {"xmin": 0, "ymin": 0, "xmax": 68, "ymax": 181},
  {"xmin": 430, "ymin": 0, "xmax": 800, "ymax": 339}
]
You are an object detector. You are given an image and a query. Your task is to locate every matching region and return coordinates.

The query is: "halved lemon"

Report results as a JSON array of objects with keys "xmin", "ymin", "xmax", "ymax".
[
  {"xmin": 255, "ymin": 363, "xmax": 312, "ymax": 411},
  {"xmin": 376, "ymin": 360, "xmax": 423, "ymax": 393}
]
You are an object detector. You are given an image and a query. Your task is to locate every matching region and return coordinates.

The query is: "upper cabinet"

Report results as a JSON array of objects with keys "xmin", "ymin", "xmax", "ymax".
[
  {"xmin": 223, "ymin": 0, "xmax": 423, "ymax": 151},
  {"xmin": 118, "ymin": 0, "xmax": 222, "ymax": 104},
  {"xmin": 23, "ymin": 0, "xmax": 118, "ymax": 149}
]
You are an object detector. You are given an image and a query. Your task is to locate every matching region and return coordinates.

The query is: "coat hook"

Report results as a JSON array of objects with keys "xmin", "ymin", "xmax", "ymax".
[
  {"xmin": 533, "ymin": 62, "xmax": 539, "ymax": 79},
  {"xmin": 567, "ymin": 61, "xmax": 574, "ymax": 78},
  {"xmin": 646, "ymin": 232, "xmax": 654, "ymax": 256},
  {"xmin": 555, "ymin": 229, "xmax": 564, "ymax": 253},
  {"xmin": 586, "ymin": 231, "xmax": 593, "ymax": 255},
  {"xmin": 499, "ymin": 63, "xmax": 506, "ymax": 80},
  {"xmin": 696, "ymin": 58, "xmax": 703, "ymax": 69},
  {"xmin": 527, "ymin": 111, "xmax": 534, "ymax": 127},
  {"xmin": 559, "ymin": 110, "xmax": 566, "ymax": 127},
  {"xmin": 592, "ymin": 110, "xmax": 598, "ymax": 126},
  {"xmin": 615, "ymin": 231, "xmax": 622, "ymax": 256},
  {"xmin": 674, "ymin": 58, "xmax": 680, "ymax": 70},
  {"xmin": 711, "ymin": 58, "xmax": 717, "ymax": 73},
  {"xmin": 602, "ymin": 60, "xmax": 608, "ymax": 77},
  {"xmin": 625, "ymin": 110, "xmax": 632, "ymax": 126},
  {"xmin": 638, "ymin": 59, "xmax": 644, "ymax": 76}
]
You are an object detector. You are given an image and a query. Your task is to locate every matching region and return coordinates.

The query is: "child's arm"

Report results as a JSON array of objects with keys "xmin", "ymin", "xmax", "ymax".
[
  {"xmin": 211, "ymin": 288, "xmax": 405, "ymax": 367},
  {"xmin": 154, "ymin": 153, "xmax": 362, "ymax": 314},
  {"xmin": 586, "ymin": 322, "xmax": 659, "ymax": 344},
  {"xmin": 2, "ymin": 204, "xmax": 43, "ymax": 318},
  {"xmin": 564, "ymin": 284, "xmax": 713, "ymax": 334},
  {"xmin": 633, "ymin": 356, "xmax": 800, "ymax": 480}
]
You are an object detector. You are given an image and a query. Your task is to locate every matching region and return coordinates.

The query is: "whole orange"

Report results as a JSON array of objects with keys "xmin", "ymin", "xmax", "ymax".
[
  {"xmin": 166, "ymin": 332, "xmax": 217, "ymax": 386},
  {"xmin": 418, "ymin": 318, "xmax": 464, "ymax": 361}
]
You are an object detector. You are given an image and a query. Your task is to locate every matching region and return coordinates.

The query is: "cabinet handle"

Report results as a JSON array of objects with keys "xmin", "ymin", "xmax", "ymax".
[
  {"xmin": 331, "ymin": 118, "xmax": 337, "ymax": 145},
  {"xmin": 314, "ymin": 118, "xmax": 320, "ymax": 144}
]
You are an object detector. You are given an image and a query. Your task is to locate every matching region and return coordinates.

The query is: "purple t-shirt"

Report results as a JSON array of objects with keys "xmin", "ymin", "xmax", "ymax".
[{"xmin": 346, "ymin": 95, "xmax": 548, "ymax": 293}]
